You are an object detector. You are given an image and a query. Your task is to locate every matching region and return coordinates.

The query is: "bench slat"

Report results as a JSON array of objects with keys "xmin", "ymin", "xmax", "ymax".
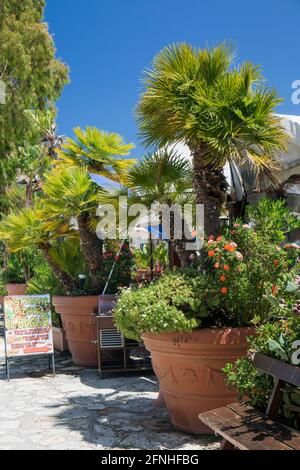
[
  {"xmin": 228, "ymin": 403, "xmax": 300, "ymax": 450},
  {"xmin": 253, "ymin": 353, "xmax": 300, "ymax": 387},
  {"xmin": 199, "ymin": 407, "xmax": 294, "ymax": 451}
]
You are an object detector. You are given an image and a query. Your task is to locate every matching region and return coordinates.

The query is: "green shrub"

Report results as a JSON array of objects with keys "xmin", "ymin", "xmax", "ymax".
[
  {"xmin": 246, "ymin": 198, "xmax": 300, "ymax": 243},
  {"xmin": 26, "ymin": 260, "xmax": 64, "ymax": 296},
  {"xmin": 114, "ymin": 272, "xmax": 199, "ymax": 341},
  {"xmin": 223, "ymin": 315, "xmax": 300, "ymax": 427}
]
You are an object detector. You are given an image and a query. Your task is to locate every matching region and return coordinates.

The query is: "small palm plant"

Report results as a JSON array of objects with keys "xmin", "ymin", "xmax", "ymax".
[
  {"xmin": 137, "ymin": 43, "xmax": 288, "ymax": 235},
  {"xmin": 127, "ymin": 149, "xmax": 194, "ymax": 267},
  {"xmin": 42, "ymin": 165, "xmax": 103, "ymax": 291},
  {"xmin": 56, "ymin": 127, "xmax": 135, "ymax": 182},
  {"xmin": 98, "ymin": 148, "xmax": 195, "ymax": 267},
  {"xmin": 0, "ymin": 204, "xmax": 77, "ymax": 293}
]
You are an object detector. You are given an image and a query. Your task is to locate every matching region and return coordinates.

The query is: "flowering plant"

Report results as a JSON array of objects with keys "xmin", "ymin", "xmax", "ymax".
[
  {"xmin": 98, "ymin": 240, "xmax": 134, "ymax": 294},
  {"xmin": 198, "ymin": 224, "xmax": 298, "ymax": 326},
  {"xmin": 114, "ymin": 219, "xmax": 300, "ymax": 338}
]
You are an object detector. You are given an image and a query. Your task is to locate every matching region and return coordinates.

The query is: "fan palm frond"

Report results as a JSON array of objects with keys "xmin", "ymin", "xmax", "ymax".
[{"xmin": 56, "ymin": 127, "xmax": 136, "ymax": 182}]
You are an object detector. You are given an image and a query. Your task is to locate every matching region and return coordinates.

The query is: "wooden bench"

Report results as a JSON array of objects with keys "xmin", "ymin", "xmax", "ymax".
[{"xmin": 199, "ymin": 353, "xmax": 300, "ymax": 450}]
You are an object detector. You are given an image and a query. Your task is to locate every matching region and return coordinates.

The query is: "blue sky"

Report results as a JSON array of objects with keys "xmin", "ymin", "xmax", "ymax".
[{"xmin": 46, "ymin": 0, "xmax": 300, "ymax": 158}]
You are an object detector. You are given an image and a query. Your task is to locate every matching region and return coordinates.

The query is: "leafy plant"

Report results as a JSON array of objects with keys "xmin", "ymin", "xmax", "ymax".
[
  {"xmin": 133, "ymin": 243, "xmax": 168, "ymax": 270},
  {"xmin": 114, "ymin": 272, "xmax": 200, "ymax": 341},
  {"xmin": 223, "ymin": 315, "xmax": 300, "ymax": 428},
  {"xmin": 247, "ymin": 199, "xmax": 300, "ymax": 243},
  {"xmin": 115, "ymin": 223, "xmax": 300, "ymax": 340}
]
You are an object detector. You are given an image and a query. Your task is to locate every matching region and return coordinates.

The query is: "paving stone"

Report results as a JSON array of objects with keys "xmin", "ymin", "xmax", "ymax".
[{"xmin": 0, "ymin": 320, "xmax": 219, "ymax": 450}]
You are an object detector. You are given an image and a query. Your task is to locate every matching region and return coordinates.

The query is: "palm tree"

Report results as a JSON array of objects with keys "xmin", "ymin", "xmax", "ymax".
[
  {"xmin": 42, "ymin": 127, "xmax": 136, "ymax": 291},
  {"xmin": 0, "ymin": 204, "xmax": 77, "ymax": 293},
  {"xmin": 136, "ymin": 43, "xmax": 288, "ymax": 235},
  {"xmin": 56, "ymin": 127, "xmax": 136, "ymax": 183},
  {"xmin": 100, "ymin": 149, "xmax": 194, "ymax": 267},
  {"xmin": 42, "ymin": 165, "xmax": 103, "ymax": 291}
]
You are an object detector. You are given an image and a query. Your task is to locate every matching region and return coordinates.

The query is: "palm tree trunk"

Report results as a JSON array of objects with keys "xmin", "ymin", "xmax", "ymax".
[
  {"xmin": 40, "ymin": 243, "xmax": 76, "ymax": 295},
  {"xmin": 77, "ymin": 213, "xmax": 103, "ymax": 291},
  {"xmin": 191, "ymin": 143, "xmax": 228, "ymax": 236}
]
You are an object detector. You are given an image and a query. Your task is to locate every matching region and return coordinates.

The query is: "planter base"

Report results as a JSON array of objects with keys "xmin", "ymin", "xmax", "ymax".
[
  {"xmin": 142, "ymin": 327, "xmax": 254, "ymax": 434},
  {"xmin": 52, "ymin": 295, "xmax": 116, "ymax": 367}
]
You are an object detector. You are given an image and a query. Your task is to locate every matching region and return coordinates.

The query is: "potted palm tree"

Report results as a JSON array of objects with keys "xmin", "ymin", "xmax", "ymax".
[
  {"xmin": 137, "ymin": 43, "xmax": 288, "ymax": 235},
  {"xmin": 0, "ymin": 127, "xmax": 135, "ymax": 367},
  {"xmin": 115, "ymin": 43, "xmax": 289, "ymax": 433}
]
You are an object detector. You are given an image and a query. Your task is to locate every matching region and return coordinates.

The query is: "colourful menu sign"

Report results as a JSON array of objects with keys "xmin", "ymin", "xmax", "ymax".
[{"xmin": 4, "ymin": 295, "xmax": 54, "ymax": 357}]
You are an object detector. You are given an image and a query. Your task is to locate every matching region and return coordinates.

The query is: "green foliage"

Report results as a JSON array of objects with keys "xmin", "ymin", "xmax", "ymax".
[
  {"xmin": 114, "ymin": 272, "xmax": 200, "ymax": 341},
  {"xmin": 195, "ymin": 226, "xmax": 297, "ymax": 326},
  {"xmin": 127, "ymin": 149, "xmax": 193, "ymax": 206},
  {"xmin": 115, "ymin": 220, "xmax": 300, "ymax": 340},
  {"xmin": 133, "ymin": 243, "xmax": 168, "ymax": 270},
  {"xmin": 0, "ymin": 248, "xmax": 45, "ymax": 285},
  {"xmin": 48, "ymin": 238, "xmax": 86, "ymax": 281},
  {"xmin": 247, "ymin": 199, "xmax": 300, "ymax": 243},
  {"xmin": 56, "ymin": 127, "xmax": 135, "ymax": 182},
  {"xmin": 223, "ymin": 358, "xmax": 272, "ymax": 410},
  {"xmin": 0, "ymin": 203, "xmax": 71, "ymax": 251},
  {"xmin": 26, "ymin": 258, "xmax": 64, "ymax": 296},
  {"xmin": 0, "ymin": 0, "xmax": 69, "ymax": 152},
  {"xmin": 223, "ymin": 316, "xmax": 300, "ymax": 425},
  {"xmin": 0, "ymin": 252, "xmax": 27, "ymax": 284},
  {"xmin": 43, "ymin": 165, "xmax": 99, "ymax": 218},
  {"xmin": 0, "ymin": 0, "xmax": 69, "ymax": 214}
]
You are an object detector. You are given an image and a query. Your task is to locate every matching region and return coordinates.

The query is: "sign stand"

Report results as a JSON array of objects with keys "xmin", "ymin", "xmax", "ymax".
[{"xmin": 5, "ymin": 353, "xmax": 55, "ymax": 382}]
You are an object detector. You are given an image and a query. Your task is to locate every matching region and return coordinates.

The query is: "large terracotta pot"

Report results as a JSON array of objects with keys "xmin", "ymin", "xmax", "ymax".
[
  {"xmin": 52, "ymin": 295, "xmax": 116, "ymax": 367},
  {"xmin": 5, "ymin": 284, "xmax": 27, "ymax": 296},
  {"xmin": 142, "ymin": 327, "xmax": 254, "ymax": 434}
]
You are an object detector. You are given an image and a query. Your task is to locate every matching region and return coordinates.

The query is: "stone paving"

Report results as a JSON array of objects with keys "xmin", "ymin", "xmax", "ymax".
[{"xmin": 0, "ymin": 321, "xmax": 219, "ymax": 450}]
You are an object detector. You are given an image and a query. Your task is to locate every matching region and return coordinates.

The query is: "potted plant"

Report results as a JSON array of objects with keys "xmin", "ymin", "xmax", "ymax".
[
  {"xmin": 0, "ymin": 127, "xmax": 135, "ymax": 367},
  {"xmin": 136, "ymin": 43, "xmax": 288, "ymax": 236},
  {"xmin": 1, "ymin": 252, "xmax": 32, "ymax": 296},
  {"xmin": 114, "ymin": 221, "xmax": 299, "ymax": 433}
]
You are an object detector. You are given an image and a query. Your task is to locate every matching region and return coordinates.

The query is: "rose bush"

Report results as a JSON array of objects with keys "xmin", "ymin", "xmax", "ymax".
[{"xmin": 114, "ymin": 224, "xmax": 300, "ymax": 339}]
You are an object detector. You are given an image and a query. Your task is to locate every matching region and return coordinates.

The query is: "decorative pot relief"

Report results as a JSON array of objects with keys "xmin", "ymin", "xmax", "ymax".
[
  {"xmin": 182, "ymin": 368, "xmax": 198, "ymax": 384},
  {"xmin": 153, "ymin": 364, "xmax": 178, "ymax": 384},
  {"xmin": 206, "ymin": 367, "xmax": 224, "ymax": 387}
]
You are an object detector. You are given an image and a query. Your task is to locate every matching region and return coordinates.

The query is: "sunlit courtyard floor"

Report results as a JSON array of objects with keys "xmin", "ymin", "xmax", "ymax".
[{"xmin": 0, "ymin": 321, "xmax": 219, "ymax": 450}]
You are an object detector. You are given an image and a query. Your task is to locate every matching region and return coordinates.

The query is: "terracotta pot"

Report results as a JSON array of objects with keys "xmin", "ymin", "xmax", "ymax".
[
  {"xmin": 52, "ymin": 326, "xmax": 69, "ymax": 353},
  {"xmin": 135, "ymin": 269, "xmax": 152, "ymax": 283},
  {"xmin": 5, "ymin": 284, "xmax": 27, "ymax": 296},
  {"xmin": 52, "ymin": 295, "xmax": 116, "ymax": 367},
  {"xmin": 142, "ymin": 327, "xmax": 254, "ymax": 434}
]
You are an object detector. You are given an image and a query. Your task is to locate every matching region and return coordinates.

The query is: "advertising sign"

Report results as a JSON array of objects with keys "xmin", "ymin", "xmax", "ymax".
[{"xmin": 4, "ymin": 295, "xmax": 54, "ymax": 357}]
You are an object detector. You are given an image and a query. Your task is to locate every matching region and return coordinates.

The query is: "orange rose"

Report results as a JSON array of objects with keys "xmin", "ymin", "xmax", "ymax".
[
  {"xmin": 274, "ymin": 259, "xmax": 279, "ymax": 267},
  {"xmin": 216, "ymin": 236, "xmax": 223, "ymax": 242},
  {"xmin": 208, "ymin": 235, "xmax": 215, "ymax": 241},
  {"xmin": 220, "ymin": 274, "xmax": 227, "ymax": 282},
  {"xmin": 214, "ymin": 263, "xmax": 220, "ymax": 269},
  {"xmin": 272, "ymin": 285, "xmax": 278, "ymax": 295},
  {"xmin": 220, "ymin": 287, "xmax": 228, "ymax": 295},
  {"xmin": 208, "ymin": 251, "xmax": 215, "ymax": 257},
  {"xmin": 223, "ymin": 265, "xmax": 230, "ymax": 271}
]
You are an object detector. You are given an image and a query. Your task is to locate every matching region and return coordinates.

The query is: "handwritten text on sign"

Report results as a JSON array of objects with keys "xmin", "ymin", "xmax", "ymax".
[{"xmin": 4, "ymin": 295, "xmax": 54, "ymax": 357}]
